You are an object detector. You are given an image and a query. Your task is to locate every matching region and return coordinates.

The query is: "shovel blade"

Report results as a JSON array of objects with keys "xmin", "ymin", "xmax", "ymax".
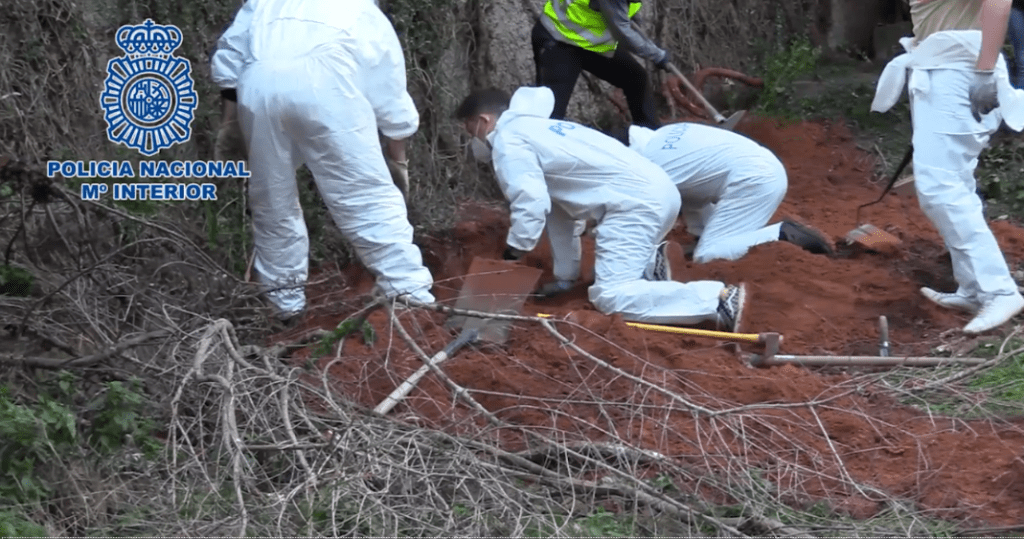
[
  {"xmin": 446, "ymin": 257, "xmax": 542, "ymax": 344},
  {"xmin": 845, "ymin": 224, "xmax": 902, "ymax": 248},
  {"xmin": 720, "ymin": 110, "xmax": 746, "ymax": 131}
]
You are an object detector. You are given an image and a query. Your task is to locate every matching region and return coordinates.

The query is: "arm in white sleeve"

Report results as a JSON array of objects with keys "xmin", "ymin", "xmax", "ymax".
[
  {"xmin": 546, "ymin": 205, "xmax": 584, "ymax": 282},
  {"xmin": 360, "ymin": 9, "xmax": 420, "ymax": 140},
  {"xmin": 210, "ymin": 1, "xmax": 257, "ymax": 89},
  {"xmin": 492, "ymin": 135, "xmax": 551, "ymax": 252}
]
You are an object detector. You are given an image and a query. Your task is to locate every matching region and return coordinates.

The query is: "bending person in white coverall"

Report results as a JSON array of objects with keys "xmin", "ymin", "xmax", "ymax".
[
  {"xmin": 872, "ymin": 0, "xmax": 1024, "ymax": 334},
  {"xmin": 626, "ymin": 123, "xmax": 834, "ymax": 263},
  {"xmin": 455, "ymin": 86, "xmax": 749, "ymax": 331},
  {"xmin": 211, "ymin": 0, "xmax": 435, "ymax": 321}
]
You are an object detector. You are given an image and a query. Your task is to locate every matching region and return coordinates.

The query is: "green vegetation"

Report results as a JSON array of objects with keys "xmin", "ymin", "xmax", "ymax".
[
  {"xmin": 0, "ymin": 264, "xmax": 33, "ymax": 297},
  {"xmin": 0, "ymin": 375, "xmax": 161, "ymax": 535},
  {"xmin": 757, "ymin": 37, "xmax": 822, "ymax": 114}
]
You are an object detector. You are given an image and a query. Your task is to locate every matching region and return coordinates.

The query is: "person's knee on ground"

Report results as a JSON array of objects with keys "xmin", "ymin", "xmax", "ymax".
[{"xmin": 690, "ymin": 160, "xmax": 831, "ymax": 261}]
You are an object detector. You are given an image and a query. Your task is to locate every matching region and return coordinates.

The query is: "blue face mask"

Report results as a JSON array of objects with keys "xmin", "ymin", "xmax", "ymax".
[{"xmin": 469, "ymin": 137, "xmax": 492, "ymax": 164}]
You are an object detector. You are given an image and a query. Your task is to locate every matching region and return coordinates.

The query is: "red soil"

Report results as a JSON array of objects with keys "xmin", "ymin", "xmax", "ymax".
[{"xmin": 275, "ymin": 115, "xmax": 1024, "ymax": 527}]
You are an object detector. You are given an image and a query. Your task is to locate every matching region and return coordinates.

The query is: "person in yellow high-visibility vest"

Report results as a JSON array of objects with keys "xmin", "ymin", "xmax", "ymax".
[{"xmin": 532, "ymin": 0, "xmax": 670, "ymax": 129}]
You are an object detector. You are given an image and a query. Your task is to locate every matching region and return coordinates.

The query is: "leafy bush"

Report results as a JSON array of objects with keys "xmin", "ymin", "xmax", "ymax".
[
  {"xmin": 758, "ymin": 37, "xmax": 821, "ymax": 113},
  {"xmin": 0, "ymin": 388, "xmax": 76, "ymax": 505},
  {"xmin": 0, "ymin": 264, "xmax": 33, "ymax": 297}
]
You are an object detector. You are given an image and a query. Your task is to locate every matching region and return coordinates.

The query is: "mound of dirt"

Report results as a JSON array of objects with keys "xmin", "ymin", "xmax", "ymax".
[{"xmin": 274, "ymin": 115, "xmax": 1024, "ymax": 526}]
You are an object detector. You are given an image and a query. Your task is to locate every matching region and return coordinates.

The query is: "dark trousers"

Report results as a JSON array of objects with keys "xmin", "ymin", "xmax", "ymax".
[{"xmin": 531, "ymin": 19, "xmax": 661, "ymax": 129}]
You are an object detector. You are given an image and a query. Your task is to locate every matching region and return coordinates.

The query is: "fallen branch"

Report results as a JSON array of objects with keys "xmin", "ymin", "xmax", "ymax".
[
  {"xmin": 912, "ymin": 326, "xmax": 1024, "ymax": 392},
  {"xmin": 380, "ymin": 301, "xmax": 748, "ymax": 537},
  {"xmin": 0, "ymin": 329, "xmax": 170, "ymax": 369}
]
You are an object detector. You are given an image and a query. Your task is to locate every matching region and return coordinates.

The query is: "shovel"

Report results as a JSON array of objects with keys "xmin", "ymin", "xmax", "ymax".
[
  {"xmin": 665, "ymin": 62, "xmax": 746, "ymax": 131},
  {"xmin": 630, "ymin": 22, "xmax": 746, "ymax": 131},
  {"xmin": 373, "ymin": 257, "xmax": 541, "ymax": 415},
  {"xmin": 845, "ymin": 144, "xmax": 912, "ymax": 249}
]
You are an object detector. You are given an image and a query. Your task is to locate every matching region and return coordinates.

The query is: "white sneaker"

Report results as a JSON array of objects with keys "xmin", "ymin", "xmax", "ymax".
[
  {"xmin": 643, "ymin": 242, "xmax": 671, "ymax": 281},
  {"xmin": 963, "ymin": 292, "xmax": 1024, "ymax": 334},
  {"xmin": 920, "ymin": 287, "xmax": 981, "ymax": 313}
]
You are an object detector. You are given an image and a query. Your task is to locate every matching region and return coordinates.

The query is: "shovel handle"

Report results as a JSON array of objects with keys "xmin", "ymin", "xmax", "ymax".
[
  {"xmin": 374, "ymin": 328, "xmax": 478, "ymax": 415},
  {"xmin": 627, "ymin": 21, "xmax": 727, "ymax": 124},
  {"xmin": 666, "ymin": 62, "xmax": 727, "ymax": 124},
  {"xmin": 536, "ymin": 314, "xmax": 771, "ymax": 343}
]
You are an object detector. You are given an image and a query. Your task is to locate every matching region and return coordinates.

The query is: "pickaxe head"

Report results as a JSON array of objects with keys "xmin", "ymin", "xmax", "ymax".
[{"xmin": 747, "ymin": 332, "xmax": 781, "ymax": 368}]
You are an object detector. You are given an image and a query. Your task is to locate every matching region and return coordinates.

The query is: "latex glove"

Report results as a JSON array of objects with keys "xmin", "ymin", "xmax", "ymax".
[
  {"xmin": 654, "ymin": 50, "xmax": 672, "ymax": 72},
  {"xmin": 385, "ymin": 155, "xmax": 410, "ymax": 198},
  {"xmin": 969, "ymin": 70, "xmax": 999, "ymax": 122},
  {"xmin": 502, "ymin": 246, "xmax": 526, "ymax": 261},
  {"xmin": 534, "ymin": 279, "xmax": 574, "ymax": 298}
]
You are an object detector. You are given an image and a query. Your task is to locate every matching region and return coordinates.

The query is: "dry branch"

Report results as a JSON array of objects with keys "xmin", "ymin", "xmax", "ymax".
[{"xmin": 0, "ymin": 329, "xmax": 170, "ymax": 369}]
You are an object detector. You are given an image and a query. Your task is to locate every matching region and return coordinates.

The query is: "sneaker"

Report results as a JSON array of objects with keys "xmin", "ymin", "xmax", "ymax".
[
  {"xmin": 920, "ymin": 287, "xmax": 981, "ymax": 314},
  {"xmin": 717, "ymin": 283, "xmax": 748, "ymax": 333},
  {"xmin": 779, "ymin": 220, "xmax": 834, "ymax": 256},
  {"xmin": 963, "ymin": 292, "xmax": 1024, "ymax": 334},
  {"xmin": 643, "ymin": 241, "xmax": 672, "ymax": 281}
]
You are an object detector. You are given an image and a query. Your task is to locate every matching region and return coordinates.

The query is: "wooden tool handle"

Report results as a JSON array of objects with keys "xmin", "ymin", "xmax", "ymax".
[
  {"xmin": 627, "ymin": 21, "xmax": 726, "ymax": 123},
  {"xmin": 624, "ymin": 320, "xmax": 764, "ymax": 342},
  {"xmin": 374, "ymin": 328, "xmax": 478, "ymax": 415},
  {"xmin": 537, "ymin": 314, "xmax": 772, "ymax": 343},
  {"xmin": 666, "ymin": 63, "xmax": 727, "ymax": 123}
]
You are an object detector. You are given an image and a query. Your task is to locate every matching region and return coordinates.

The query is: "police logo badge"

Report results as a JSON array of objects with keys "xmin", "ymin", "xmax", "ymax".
[{"xmin": 100, "ymin": 19, "xmax": 197, "ymax": 156}]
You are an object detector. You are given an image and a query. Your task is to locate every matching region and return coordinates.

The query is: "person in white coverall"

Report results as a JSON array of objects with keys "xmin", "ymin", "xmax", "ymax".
[
  {"xmin": 211, "ymin": 0, "xmax": 435, "ymax": 321},
  {"xmin": 455, "ymin": 86, "xmax": 749, "ymax": 331},
  {"xmin": 626, "ymin": 123, "xmax": 834, "ymax": 263},
  {"xmin": 871, "ymin": 0, "xmax": 1024, "ymax": 334}
]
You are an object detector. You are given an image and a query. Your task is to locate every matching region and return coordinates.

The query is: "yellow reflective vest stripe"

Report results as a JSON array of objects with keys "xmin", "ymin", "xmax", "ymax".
[{"xmin": 541, "ymin": 0, "xmax": 642, "ymax": 54}]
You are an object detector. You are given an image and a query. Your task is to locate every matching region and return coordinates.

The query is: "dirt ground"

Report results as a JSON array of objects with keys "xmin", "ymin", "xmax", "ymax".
[{"xmin": 274, "ymin": 115, "xmax": 1024, "ymax": 527}]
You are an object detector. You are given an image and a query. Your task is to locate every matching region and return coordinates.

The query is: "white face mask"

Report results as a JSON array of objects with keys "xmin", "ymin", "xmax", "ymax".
[{"xmin": 469, "ymin": 137, "xmax": 492, "ymax": 164}]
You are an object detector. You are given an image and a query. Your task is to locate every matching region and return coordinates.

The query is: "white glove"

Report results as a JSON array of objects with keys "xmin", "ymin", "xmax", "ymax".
[
  {"xmin": 385, "ymin": 156, "xmax": 410, "ymax": 199},
  {"xmin": 969, "ymin": 70, "xmax": 999, "ymax": 122}
]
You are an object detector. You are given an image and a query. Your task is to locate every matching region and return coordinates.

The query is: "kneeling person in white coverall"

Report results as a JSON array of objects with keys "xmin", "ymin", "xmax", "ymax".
[
  {"xmin": 872, "ymin": 0, "xmax": 1024, "ymax": 334},
  {"xmin": 456, "ymin": 86, "xmax": 749, "ymax": 331},
  {"xmin": 626, "ymin": 123, "xmax": 834, "ymax": 263},
  {"xmin": 211, "ymin": 0, "xmax": 436, "ymax": 320}
]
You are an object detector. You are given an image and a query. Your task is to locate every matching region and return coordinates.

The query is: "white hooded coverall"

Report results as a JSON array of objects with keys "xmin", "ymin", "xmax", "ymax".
[
  {"xmin": 488, "ymin": 87, "xmax": 726, "ymax": 325},
  {"xmin": 211, "ymin": 0, "xmax": 436, "ymax": 315},
  {"xmin": 628, "ymin": 123, "xmax": 788, "ymax": 263},
  {"xmin": 872, "ymin": 30, "xmax": 1024, "ymax": 305}
]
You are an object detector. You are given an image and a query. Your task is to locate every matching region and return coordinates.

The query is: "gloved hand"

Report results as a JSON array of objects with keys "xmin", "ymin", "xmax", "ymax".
[
  {"xmin": 654, "ymin": 50, "xmax": 672, "ymax": 72},
  {"xmin": 385, "ymin": 155, "xmax": 410, "ymax": 199},
  {"xmin": 969, "ymin": 70, "xmax": 999, "ymax": 122},
  {"xmin": 502, "ymin": 246, "xmax": 526, "ymax": 261},
  {"xmin": 534, "ymin": 279, "xmax": 574, "ymax": 298}
]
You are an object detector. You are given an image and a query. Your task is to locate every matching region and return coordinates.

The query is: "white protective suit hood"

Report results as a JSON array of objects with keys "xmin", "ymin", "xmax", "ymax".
[
  {"xmin": 473, "ymin": 87, "xmax": 555, "ymax": 164},
  {"xmin": 496, "ymin": 86, "xmax": 556, "ymax": 128}
]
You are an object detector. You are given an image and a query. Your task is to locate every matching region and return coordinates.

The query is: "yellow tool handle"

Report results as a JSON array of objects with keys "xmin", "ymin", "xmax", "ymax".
[{"xmin": 535, "ymin": 313, "xmax": 764, "ymax": 343}]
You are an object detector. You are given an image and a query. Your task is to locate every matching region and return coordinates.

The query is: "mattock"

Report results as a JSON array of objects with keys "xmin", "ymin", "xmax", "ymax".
[{"xmin": 732, "ymin": 331, "xmax": 781, "ymax": 367}]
